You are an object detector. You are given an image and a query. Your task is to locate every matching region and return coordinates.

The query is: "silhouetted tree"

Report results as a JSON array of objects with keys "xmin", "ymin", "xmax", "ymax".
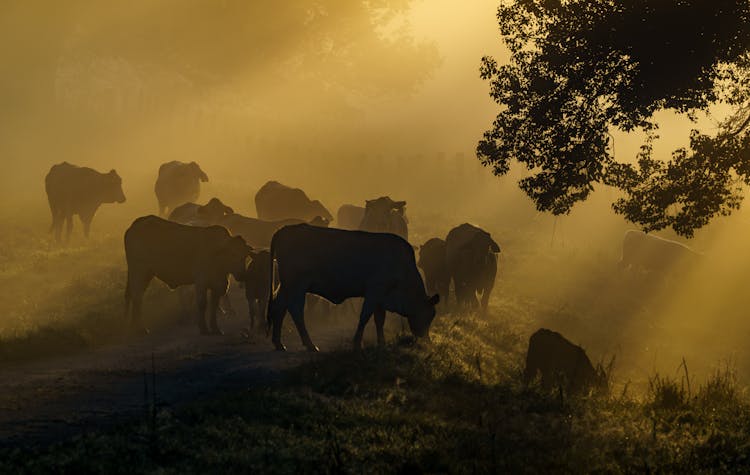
[{"xmin": 478, "ymin": 0, "xmax": 750, "ymax": 236}]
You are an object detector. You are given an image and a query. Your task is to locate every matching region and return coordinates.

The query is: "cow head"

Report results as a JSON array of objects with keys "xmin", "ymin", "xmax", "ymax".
[
  {"xmin": 189, "ymin": 162, "xmax": 209, "ymax": 182},
  {"xmin": 104, "ymin": 169, "xmax": 126, "ymax": 203},
  {"xmin": 216, "ymin": 235, "xmax": 253, "ymax": 280},
  {"xmin": 309, "ymin": 200, "xmax": 333, "ymax": 222},
  {"xmin": 408, "ymin": 293, "xmax": 440, "ymax": 339},
  {"xmin": 308, "ymin": 215, "xmax": 330, "ymax": 227},
  {"xmin": 198, "ymin": 198, "xmax": 234, "ymax": 223}
]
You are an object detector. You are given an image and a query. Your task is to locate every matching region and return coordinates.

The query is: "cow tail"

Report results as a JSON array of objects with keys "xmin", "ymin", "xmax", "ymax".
[{"xmin": 266, "ymin": 234, "xmax": 277, "ymax": 336}]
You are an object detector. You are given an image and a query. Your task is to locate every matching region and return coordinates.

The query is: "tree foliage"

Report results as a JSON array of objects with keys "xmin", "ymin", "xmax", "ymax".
[{"xmin": 478, "ymin": 0, "xmax": 750, "ymax": 236}]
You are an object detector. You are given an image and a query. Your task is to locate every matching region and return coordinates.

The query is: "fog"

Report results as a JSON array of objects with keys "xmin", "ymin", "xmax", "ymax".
[{"xmin": 2, "ymin": 0, "xmax": 750, "ymax": 390}]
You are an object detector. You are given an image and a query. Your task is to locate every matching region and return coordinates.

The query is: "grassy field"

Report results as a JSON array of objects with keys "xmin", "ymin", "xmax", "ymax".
[
  {"xmin": 2, "ymin": 310, "xmax": 749, "ymax": 473},
  {"xmin": 2, "ymin": 207, "xmax": 750, "ymax": 472}
]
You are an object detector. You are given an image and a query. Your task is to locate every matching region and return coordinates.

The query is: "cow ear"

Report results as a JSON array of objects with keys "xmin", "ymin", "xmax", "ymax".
[
  {"xmin": 109, "ymin": 169, "xmax": 117, "ymax": 175},
  {"xmin": 394, "ymin": 201, "xmax": 406, "ymax": 209},
  {"xmin": 490, "ymin": 238, "xmax": 500, "ymax": 253},
  {"xmin": 428, "ymin": 294, "xmax": 440, "ymax": 306}
]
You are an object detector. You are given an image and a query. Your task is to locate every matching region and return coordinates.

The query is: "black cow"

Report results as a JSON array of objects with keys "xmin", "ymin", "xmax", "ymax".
[
  {"xmin": 242, "ymin": 249, "xmax": 271, "ymax": 330},
  {"xmin": 219, "ymin": 213, "xmax": 329, "ymax": 249},
  {"xmin": 267, "ymin": 224, "xmax": 439, "ymax": 351},
  {"xmin": 418, "ymin": 238, "xmax": 450, "ymax": 305},
  {"xmin": 618, "ymin": 230, "xmax": 701, "ymax": 273},
  {"xmin": 445, "ymin": 223, "xmax": 500, "ymax": 313},
  {"xmin": 168, "ymin": 197, "xmax": 234, "ymax": 226},
  {"xmin": 254, "ymin": 181, "xmax": 333, "ymax": 222},
  {"xmin": 524, "ymin": 328, "xmax": 606, "ymax": 393},
  {"xmin": 336, "ymin": 204, "xmax": 365, "ymax": 231},
  {"xmin": 154, "ymin": 161, "xmax": 208, "ymax": 217},
  {"xmin": 358, "ymin": 196, "xmax": 408, "ymax": 241},
  {"xmin": 124, "ymin": 216, "xmax": 251, "ymax": 334},
  {"xmin": 45, "ymin": 162, "xmax": 126, "ymax": 242}
]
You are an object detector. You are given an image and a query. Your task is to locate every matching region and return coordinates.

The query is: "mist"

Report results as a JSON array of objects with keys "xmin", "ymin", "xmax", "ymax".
[{"xmin": 2, "ymin": 0, "xmax": 750, "ymax": 415}]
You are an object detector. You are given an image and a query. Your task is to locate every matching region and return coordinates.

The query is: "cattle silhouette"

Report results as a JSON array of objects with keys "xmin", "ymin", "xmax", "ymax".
[
  {"xmin": 524, "ymin": 329, "xmax": 606, "ymax": 393},
  {"xmin": 45, "ymin": 162, "xmax": 126, "ymax": 243},
  {"xmin": 445, "ymin": 223, "xmax": 500, "ymax": 313},
  {"xmin": 154, "ymin": 161, "xmax": 209, "ymax": 217},
  {"xmin": 254, "ymin": 181, "xmax": 332, "ymax": 222}
]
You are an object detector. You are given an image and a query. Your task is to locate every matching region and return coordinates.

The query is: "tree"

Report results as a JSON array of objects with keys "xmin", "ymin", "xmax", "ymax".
[{"xmin": 477, "ymin": 0, "xmax": 750, "ymax": 236}]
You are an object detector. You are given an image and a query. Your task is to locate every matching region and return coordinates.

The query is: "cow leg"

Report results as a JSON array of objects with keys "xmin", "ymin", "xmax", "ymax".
[
  {"xmin": 270, "ymin": 292, "xmax": 289, "ymax": 351},
  {"xmin": 127, "ymin": 271, "xmax": 153, "ymax": 334},
  {"xmin": 195, "ymin": 285, "xmax": 210, "ymax": 335},
  {"xmin": 64, "ymin": 214, "xmax": 74, "ymax": 242},
  {"xmin": 289, "ymin": 296, "xmax": 318, "ymax": 352},
  {"xmin": 373, "ymin": 307, "xmax": 386, "ymax": 346},
  {"xmin": 208, "ymin": 289, "xmax": 223, "ymax": 335},
  {"xmin": 353, "ymin": 298, "xmax": 377, "ymax": 350},
  {"xmin": 80, "ymin": 212, "xmax": 94, "ymax": 239}
]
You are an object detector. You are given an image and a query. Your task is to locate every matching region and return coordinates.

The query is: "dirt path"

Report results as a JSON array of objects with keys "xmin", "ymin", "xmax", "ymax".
[{"xmin": 0, "ymin": 313, "xmax": 362, "ymax": 448}]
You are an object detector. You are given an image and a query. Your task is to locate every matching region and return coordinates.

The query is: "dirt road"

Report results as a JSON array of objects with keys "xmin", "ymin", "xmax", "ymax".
[{"xmin": 0, "ymin": 313, "xmax": 361, "ymax": 448}]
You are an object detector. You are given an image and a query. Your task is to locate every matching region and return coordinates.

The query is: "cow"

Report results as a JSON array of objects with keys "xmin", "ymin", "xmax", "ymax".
[
  {"xmin": 418, "ymin": 238, "xmax": 450, "ymax": 305},
  {"xmin": 124, "ymin": 215, "xmax": 252, "ymax": 335},
  {"xmin": 242, "ymin": 249, "xmax": 272, "ymax": 330},
  {"xmin": 254, "ymin": 180, "xmax": 333, "ymax": 223},
  {"xmin": 445, "ymin": 223, "xmax": 500, "ymax": 314},
  {"xmin": 219, "ymin": 213, "xmax": 329, "ymax": 249},
  {"xmin": 168, "ymin": 197, "xmax": 234, "ymax": 226},
  {"xmin": 523, "ymin": 328, "xmax": 606, "ymax": 393},
  {"xmin": 336, "ymin": 204, "xmax": 366, "ymax": 231},
  {"xmin": 154, "ymin": 161, "xmax": 209, "ymax": 217},
  {"xmin": 618, "ymin": 229, "xmax": 701, "ymax": 273},
  {"xmin": 45, "ymin": 162, "xmax": 126, "ymax": 243},
  {"xmin": 358, "ymin": 196, "xmax": 408, "ymax": 241},
  {"xmin": 267, "ymin": 224, "xmax": 439, "ymax": 352}
]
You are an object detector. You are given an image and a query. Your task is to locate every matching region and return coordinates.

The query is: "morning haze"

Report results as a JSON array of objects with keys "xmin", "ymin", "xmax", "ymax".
[{"xmin": 1, "ymin": 1, "xmax": 750, "ymax": 471}]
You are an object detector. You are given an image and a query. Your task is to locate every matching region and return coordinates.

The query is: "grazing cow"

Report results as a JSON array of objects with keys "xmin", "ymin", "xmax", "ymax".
[
  {"xmin": 154, "ymin": 161, "xmax": 209, "ymax": 217},
  {"xmin": 267, "ymin": 224, "xmax": 439, "ymax": 351},
  {"xmin": 619, "ymin": 230, "xmax": 701, "ymax": 273},
  {"xmin": 445, "ymin": 223, "xmax": 500, "ymax": 313},
  {"xmin": 168, "ymin": 198, "xmax": 234, "ymax": 226},
  {"xmin": 242, "ymin": 249, "xmax": 271, "ymax": 330},
  {"xmin": 45, "ymin": 162, "xmax": 126, "ymax": 242},
  {"xmin": 124, "ymin": 216, "xmax": 252, "ymax": 335},
  {"xmin": 219, "ymin": 213, "xmax": 329, "ymax": 249},
  {"xmin": 523, "ymin": 328, "xmax": 605, "ymax": 393},
  {"xmin": 418, "ymin": 238, "xmax": 450, "ymax": 305},
  {"xmin": 336, "ymin": 204, "xmax": 366, "ymax": 231},
  {"xmin": 358, "ymin": 196, "xmax": 409, "ymax": 240},
  {"xmin": 255, "ymin": 181, "xmax": 333, "ymax": 222}
]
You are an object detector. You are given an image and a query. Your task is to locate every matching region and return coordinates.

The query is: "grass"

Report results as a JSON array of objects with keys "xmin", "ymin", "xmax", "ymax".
[
  {"xmin": 3, "ymin": 212, "xmax": 750, "ymax": 471},
  {"xmin": 2, "ymin": 312, "xmax": 750, "ymax": 473}
]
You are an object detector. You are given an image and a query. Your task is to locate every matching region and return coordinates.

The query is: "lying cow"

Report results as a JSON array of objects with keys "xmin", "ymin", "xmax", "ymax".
[
  {"xmin": 168, "ymin": 197, "xmax": 234, "ymax": 226},
  {"xmin": 124, "ymin": 215, "xmax": 251, "ymax": 334},
  {"xmin": 445, "ymin": 223, "xmax": 500, "ymax": 313},
  {"xmin": 618, "ymin": 229, "xmax": 701, "ymax": 273},
  {"xmin": 268, "ymin": 224, "xmax": 439, "ymax": 351},
  {"xmin": 45, "ymin": 162, "xmax": 126, "ymax": 242},
  {"xmin": 359, "ymin": 196, "xmax": 408, "ymax": 241},
  {"xmin": 154, "ymin": 161, "xmax": 209, "ymax": 217},
  {"xmin": 254, "ymin": 180, "xmax": 333, "ymax": 223},
  {"xmin": 219, "ymin": 213, "xmax": 329, "ymax": 249},
  {"xmin": 523, "ymin": 328, "xmax": 605, "ymax": 393},
  {"xmin": 418, "ymin": 238, "xmax": 450, "ymax": 304}
]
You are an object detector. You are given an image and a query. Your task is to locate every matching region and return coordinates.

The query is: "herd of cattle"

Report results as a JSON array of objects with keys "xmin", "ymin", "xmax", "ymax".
[
  {"xmin": 43, "ymin": 160, "xmax": 703, "ymax": 392},
  {"xmin": 44, "ymin": 161, "xmax": 500, "ymax": 351}
]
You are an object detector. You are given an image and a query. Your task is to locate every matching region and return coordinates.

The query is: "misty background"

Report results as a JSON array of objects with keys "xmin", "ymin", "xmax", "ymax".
[{"xmin": 2, "ymin": 0, "xmax": 750, "ymax": 387}]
